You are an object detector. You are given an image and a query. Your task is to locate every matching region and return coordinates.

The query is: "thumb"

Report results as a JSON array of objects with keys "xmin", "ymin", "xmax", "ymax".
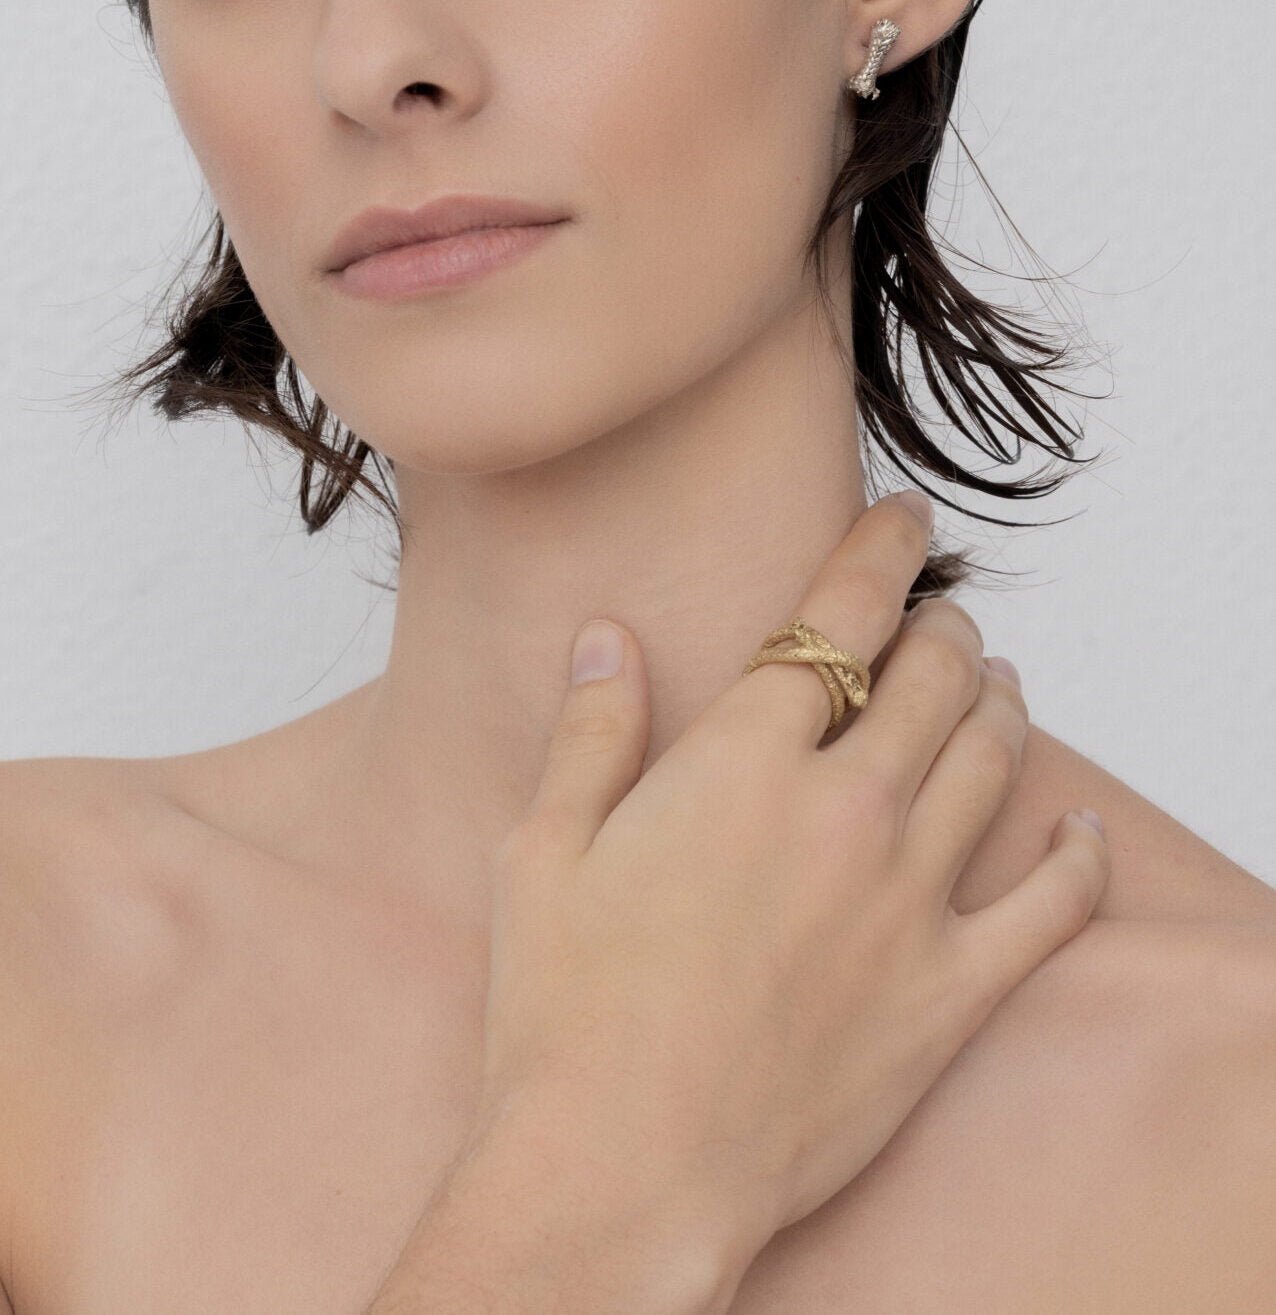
[
  {"xmin": 957, "ymin": 809, "xmax": 1111, "ymax": 1006},
  {"xmin": 522, "ymin": 619, "xmax": 651, "ymax": 867}
]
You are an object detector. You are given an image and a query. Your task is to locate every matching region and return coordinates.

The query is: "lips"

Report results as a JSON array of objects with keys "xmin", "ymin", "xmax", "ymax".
[{"xmin": 325, "ymin": 194, "xmax": 570, "ymax": 274}]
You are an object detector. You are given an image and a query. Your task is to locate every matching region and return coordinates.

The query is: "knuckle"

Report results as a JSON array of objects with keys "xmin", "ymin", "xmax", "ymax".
[
  {"xmin": 899, "ymin": 599, "xmax": 930, "ymax": 639},
  {"xmin": 550, "ymin": 710, "xmax": 626, "ymax": 760},
  {"xmin": 904, "ymin": 627, "xmax": 983, "ymax": 706},
  {"xmin": 946, "ymin": 599, "xmax": 985, "ymax": 651},
  {"xmin": 1006, "ymin": 704, "xmax": 1030, "ymax": 745},
  {"xmin": 962, "ymin": 722, "xmax": 1021, "ymax": 790},
  {"xmin": 917, "ymin": 597, "xmax": 984, "ymax": 652},
  {"xmin": 986, "ymin": 666, "xmax": 1030, "ymax": 724}
]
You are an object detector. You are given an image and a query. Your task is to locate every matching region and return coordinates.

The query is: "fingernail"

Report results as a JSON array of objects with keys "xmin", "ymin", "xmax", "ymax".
[
  {"xmin": 985, "ymin": 656, "xmax": 1021, "ymax": 690},
  {"xmin": 1076, "ymin": 808, "xmax": 1104, "ymax": 837},
  {"xmin": 895, "ymin": 490, "xmax": 934, "ymax": 533},
  {"xmin": 571, "ymin": 620, "xmax": 624, "ymax": 685}
]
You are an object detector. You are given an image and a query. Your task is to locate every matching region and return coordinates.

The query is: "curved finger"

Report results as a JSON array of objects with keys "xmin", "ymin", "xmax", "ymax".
[
  {"xmin": 950, "ymin": 809, "xmax": 1110, "ymax": 1013},
  {"xmin": 892, "ymin": 655, "xmax": 1029, "ymax": 888}
]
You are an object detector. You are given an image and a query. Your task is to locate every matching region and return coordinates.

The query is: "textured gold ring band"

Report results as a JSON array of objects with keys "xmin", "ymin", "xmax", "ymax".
[{"xmin": 741, "ymin": 616, "xmax": 872, "ymax": 734}]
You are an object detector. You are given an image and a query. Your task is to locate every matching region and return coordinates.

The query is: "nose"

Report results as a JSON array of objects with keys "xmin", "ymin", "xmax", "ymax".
[{"xmin": 311, "ymin": 0, "xmax": 486, "ymax": 138}]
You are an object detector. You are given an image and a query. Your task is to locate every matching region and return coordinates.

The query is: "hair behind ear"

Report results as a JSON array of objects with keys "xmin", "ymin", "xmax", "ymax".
[{"xmin": 809, "ymin": 0, "xmax": 1107, "ymax": 606}]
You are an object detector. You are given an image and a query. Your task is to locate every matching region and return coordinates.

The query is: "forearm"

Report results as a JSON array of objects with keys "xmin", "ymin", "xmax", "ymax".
[{"xmin": 363, "ymin": 1107, "xmax": 749, "ymax": 1315}]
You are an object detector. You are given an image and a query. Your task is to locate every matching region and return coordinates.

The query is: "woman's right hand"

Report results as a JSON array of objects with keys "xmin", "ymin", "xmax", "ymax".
[{"xmin": 464, "ymin": 491, "xmax": 1109, "ymax": 1284}]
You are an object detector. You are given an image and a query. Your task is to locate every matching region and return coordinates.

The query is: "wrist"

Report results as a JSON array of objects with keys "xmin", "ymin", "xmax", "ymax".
[{"xmin": 369, "ymin": 1099, "xmax": 752, "ymax": 1315}]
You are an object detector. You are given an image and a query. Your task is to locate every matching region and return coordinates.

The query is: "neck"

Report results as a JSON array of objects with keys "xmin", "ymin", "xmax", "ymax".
[{"xmin": 344, "ymin": 290, "xmax": 871, "ymax": 916}]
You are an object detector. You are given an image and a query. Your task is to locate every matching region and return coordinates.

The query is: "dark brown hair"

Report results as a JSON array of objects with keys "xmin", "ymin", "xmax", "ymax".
[{"xmin": 106, "ymin": 0, "xmax": 1106, "ymax": 603}]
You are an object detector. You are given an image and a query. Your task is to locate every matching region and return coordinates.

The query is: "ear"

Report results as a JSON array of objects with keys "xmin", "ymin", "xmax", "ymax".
[{"xmin": 845, "ymin": 0, "xmax": 972, "ymax": 84}]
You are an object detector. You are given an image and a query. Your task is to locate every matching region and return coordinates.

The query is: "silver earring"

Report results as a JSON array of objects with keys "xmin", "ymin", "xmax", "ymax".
[{"xmin": 847, "ymin": 18, "xmax": 902, "ymax": 100}]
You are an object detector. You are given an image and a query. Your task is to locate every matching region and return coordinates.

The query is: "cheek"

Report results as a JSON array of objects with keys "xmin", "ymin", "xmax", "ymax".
[
  {"xmin": 155, "ymin": 6, "xmax": 313, "ymax": 279},
  {"xmin": 565, "ymin": 0, "xmax": 839, "ymax": 379}
]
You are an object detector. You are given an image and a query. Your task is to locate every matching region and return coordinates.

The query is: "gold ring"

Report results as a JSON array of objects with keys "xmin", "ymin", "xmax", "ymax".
[{"xmin": 742, "ymin": 616, "xmax": 871, "ymax": 734}]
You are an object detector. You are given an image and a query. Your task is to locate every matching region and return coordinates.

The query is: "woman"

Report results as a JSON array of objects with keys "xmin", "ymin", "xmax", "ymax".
[{"xmin": 2, "ymin": 0, "xmax": 1273, "ymax": 1310}]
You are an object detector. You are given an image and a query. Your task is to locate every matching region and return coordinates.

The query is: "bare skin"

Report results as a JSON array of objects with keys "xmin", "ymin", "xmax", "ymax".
[
  {"xmin": 1, "ymin": 701, "xmax": 1273, "ymax": 1312},
  {"xmin": 4, "ymin": 0, "xmax": 1274, "ymax": 1306}
]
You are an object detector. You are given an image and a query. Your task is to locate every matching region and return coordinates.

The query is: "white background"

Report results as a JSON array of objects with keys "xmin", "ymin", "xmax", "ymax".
[{"xmin": 2, "ymin": 3, "xmax": 1272, "ymax": 881}]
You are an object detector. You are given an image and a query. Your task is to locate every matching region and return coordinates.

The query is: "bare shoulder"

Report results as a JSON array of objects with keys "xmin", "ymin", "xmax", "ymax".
[
  {"xmin": 732, "ymin": 916, "xmax": 1276, "ymax": 1312},
  {"xmin": 0, "ymin": 756, "xmax": 219, "ymax": 1310},
  {"xmin": 0, "ymin": 756, "xmax": 201, "ymax": 992},
  {"xmin": 951, "ymin": 722, "xmax": 1276, "ymax": 926},
  {"xmin": 962, "ymin": 917, "xmax": 1276, "ymax": 1309},
  {"xmin": 0, "ymin": 752, "xmax": 210, "ymax": 1100},
  {"xmin": 0, "ymin": 758, "xmax": 131, "ymax": 1308},
  {"xmin": 0, "ymin": 751, "xmax": 198, "ymax": 1070}
]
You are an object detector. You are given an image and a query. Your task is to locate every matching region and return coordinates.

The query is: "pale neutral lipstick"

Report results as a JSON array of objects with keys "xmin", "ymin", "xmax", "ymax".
[{"xmin": 332, "ymin": 220, "xmax": 567, "ymax": 300}]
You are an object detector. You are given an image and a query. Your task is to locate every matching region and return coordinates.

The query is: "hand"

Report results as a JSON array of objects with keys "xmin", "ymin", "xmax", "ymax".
[{"xmin": 464, "ymin": 492, "xmax": 1109, "ymax": 1282}]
